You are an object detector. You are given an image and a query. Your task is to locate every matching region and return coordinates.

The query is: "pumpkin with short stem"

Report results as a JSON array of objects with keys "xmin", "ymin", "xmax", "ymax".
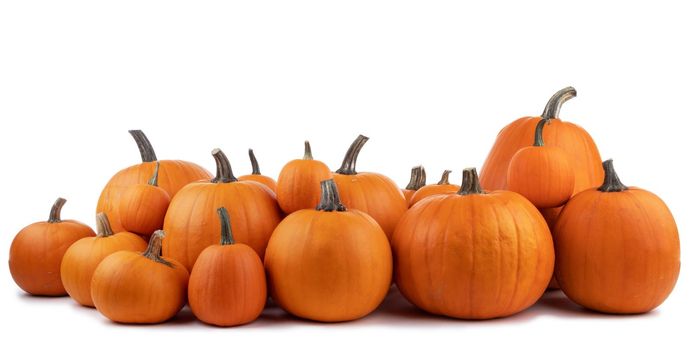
[
  {"xmin": 507, "ymin": 118, "xmax": 575, "ymax": 208},
  {"xmin": 239, "ymin": 148, "xmax": 277, "ymax": 192},
  {"xmin": 97, "ymin": 130, "xmax": 211, "ymax": 232},
  {"xmin": 333, "ymin": 135, "xmax": 407, "ymax": 239},
  {"xmin": 554, "ymin": 160, "xmax": 680, "ymax": 314},
  {"xmin": 118, "ymin": 162, "xmax": 171, "ymax": 237},
  {"xmin": 9, "ymin": 198, "xmax": 95, "ymax": 296},
  {"xmin": 265, "ymin": 179, "xmax": 392, "ymax": 322},
  {"xmin": 276, "ymin": 141, "xmax": 332, "ymax": 214},
  {"xmin": 163, "ymin": 148, "xmax": 282, "ymax": 270},
  {"xmin": 402, "ymin": 166, "xmax": 426, "ymax": 205},
  {"xmin": 409, "ymin": 170, "xmax": 459, "ymax": 206},
  {"xmin": 91, "ymin": 230, "xmax": 189, "ymax": 324},
  {"xmin": 61, "ymin": 213, "xmax": 146, "ymax": 307},
  {"xmin": 392, "ymin": 168, "xmax": 554, "ymax": 319},
  {"xmin": 188, "ymin": 207, "xmax": 267, "ymax": 327}
]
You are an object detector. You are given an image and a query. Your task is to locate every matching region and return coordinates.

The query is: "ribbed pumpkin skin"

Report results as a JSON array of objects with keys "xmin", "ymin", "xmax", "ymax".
[
  {"xmin": 409, "ymin": 184, "xmax": 460, "ymax": 207},
  {"xmin": 118, "ymin": 183, "xmax": 171, "ymax": 237},
  {"xmin": 97, "ymin": 160, "xmax": 211, "ymax": 232},
  {"xmin": 238, "ymin": 175, "xmax": 277, "ymax": 193},
  {"xmin": 276, "ymin": 159, "xmax": 332, "ymax": 214},
  {"xmin": 554, "ymin": 188, "xmax": 680, "ymax": 313},
  {"xmin": 507, "ymin": 145, "xmax": 575, "ymax": 208},
  {"xmin": 392, "ymin": 192, "xmax": 554, "ymax": 319}
]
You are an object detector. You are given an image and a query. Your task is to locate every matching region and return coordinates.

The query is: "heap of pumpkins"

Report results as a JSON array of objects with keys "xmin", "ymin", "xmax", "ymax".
[{"xmin": 8, "ymin": 87, "xmax": 680, "ymax": 325}]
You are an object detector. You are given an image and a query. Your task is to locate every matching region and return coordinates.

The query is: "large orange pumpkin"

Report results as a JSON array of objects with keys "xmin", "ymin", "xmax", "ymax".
[
  {"xmin": 97, "ymin": 130, "xmax": 211, "ymax": 232},
  {"xmin": 554, "ymin": 160, "xmax": 680, "ymax": 314},
  {"xmin": 238, "ymin": 148, "xmax": 277, "ymax": 193},
  {"xmin": 409, "ymin": 170, "xmax": 459, "ymax": 206},
  {"xmin": 163, "ymin": 148, "xmax": 282, "ymax": 270},
  {"xmin": 392, "ymin": 168, "xmax": 554, "ymax": 319},
  {"xmin": 9, "ymin": 198, "xmax": 95, "ymax": 296},
  {"xmin": 276, "ymin": 141, "xmax": 333, "ymax": 214},
  {"xmin": 118, "ymin": 162, "xmax": 171, "ymax": 237},
  {"xmin": 333, "ymin": 135, "xmax": 407, "ymax": 239},
  {"xmin": 265, "ymin": 179, "xmax": 392, "ymax": 322},
  {"xmin": 402, "ymin": 165, "xmax": 426, "ymax": 205}
]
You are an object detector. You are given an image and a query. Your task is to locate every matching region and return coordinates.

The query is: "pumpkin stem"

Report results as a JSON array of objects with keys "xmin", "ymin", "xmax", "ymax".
[
  {"xmin": 533, "ymin": 119, "xmax": 548, "ymax": 147},
  {"xmin": 217, "ymin": 207, "xmax": 235, "ymax": 245},
  {"xmin": 458, "ymin": 168, "xmax": 484, "ymax": 195},
  {"xmin": 128, "ymin": 130, "xmax": 158, "ymax": 163},
  {"xmin": 142, "ymin": 230, "xmax": 173, "ymax": 267},
  {"xmin": 95, "ymin": 213, "xmax": 115, "ymax": 237},
  {"xmin": 303, "ymin": 141, "xmax": 313, "ymax": 160},
  {"xmin": 405, "ymin": 166, "xmax": 427, "ymax": 190},
  {"xmin": 248, "ymin": 149, "xmax": 261, "ymax": 175},
  {"xmin": 211, "ymin": 148, "xmax": 238, "ymax": 183},
  {"xmin": 598, "ymin": 159, "xmax": 628, "ymax": 192},
  {"xmin": 541, "ymin": 87, "xmax": 576, "ymax": 120},
  {"xmin": 336, "ymin": 134, "xmax": 369, "ymax": 175},
  {"xmin": 48, "ymin": 197, "xmax": 66, "ymax": 223},
  {"xmin": 437, "ymin": 170, "xmax": 452, "ymax": 185},
  {"xmin": 316, "ymin": 179, "xmax": 346, "ymax": 212},
  {"xmin": 147, "ymin": 162, "xmax": 161, "ymax": 186}
]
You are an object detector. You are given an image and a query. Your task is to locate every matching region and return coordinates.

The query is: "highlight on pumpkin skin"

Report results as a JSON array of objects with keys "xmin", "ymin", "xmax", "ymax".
[
  {"xmin": 409, "ymin": 169, "xmax": 459, "ymax": 206},
  {"xmin": 238, "ymin": 148, "xmax": 278, "ymax": 192}
]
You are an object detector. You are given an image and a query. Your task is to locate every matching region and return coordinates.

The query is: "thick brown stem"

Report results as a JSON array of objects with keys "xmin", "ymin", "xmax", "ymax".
[
  {"xmin": 541, "ymin": 87, "xmax": 577, "ymax": 120},
  {"xmin": 248, "ymin": 149, "xmax": 261, "ymax": 175},
  {"xmin": 405, "ymin": 166, "xmax": 426, "ymax": 190},
  {"xmin": 598, "ymin": 159, "xmax": 628, "ymax": 192},
  {"xmin": 458, "ymin": 168, "xmax": 484, "ymax": 195},
  {"xmin": 128, "ymin": 130, "xmax": 157, "ymax": 162},
  {"xmin": 142, "ymin": 230, "xmax": 173, "ymax": 267},
  {"xmin": 336, "ymin": 135, "xmax": 369, "ymax": 175},
  {"xmin": 533, "ymin": 119, "xmax": 548, "ymax": 147},
  {"xmin": 303, "ymin": 141, "xmax": 313, "ymax": 160},
  {"xmin": 437, "ymin": 170, "xmax": 452, "ymax": 185},
  {"xmin": 211, "ymin": 148, "xmax": 238, "ymax": 183},
  {"xmin": 217, "ymin": 207, "xmax": 235, "ymax": 245},
  {"xmin": 95, "ymin": 213, "xmax": 115, "ymax": 237},
  {"xmin": 48, "ymin": 197, "xmax": 66, "ymax": 223},
  {"xmin": 147, "ymin": 162, "xmax": 161, "ymax": 186},
  {"xmin": 316, "ymin": 179, "xmax": 346, "ymax": 212}
]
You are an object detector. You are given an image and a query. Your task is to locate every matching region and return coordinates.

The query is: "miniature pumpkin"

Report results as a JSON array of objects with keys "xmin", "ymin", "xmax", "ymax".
[
  {"xmin": 188, "ymin": 207, "xmax": 267, "ymax": 326},
  {"xmin": 118, "ymin": 162, "xmax": 171, "ymax": 237},
  {"xmin": 276, "ymin": 141, "xmax": 332, "ymax": 214},
  {"xmin": 265, "ymin": 179, "xmax": 392, "ymax": 322},
  {"xmin": 507, "ymin": 119, "xmax": 575, "ymax": 208},
  {"xmin": 9, "ymin": 198, "xmax": 95, "ymax": 296},
  {"xmin": 239, "ymin": 148, "xmax": 277, "ymax": 192},
  {"xmin": 96, "ymin": 130, "xmax": 211, "ymax": 232},
  {"xmin": 163, "ymin": 148, "xmax": 282, "ymax": 270},
  {"xmin": 332, "ymin": 135, "xmax": 407, "ymax": 239},
  {"xmin": 392, "ymin": 168, "xmax": 554, "ymax": 319},
  {"xmin": 554, "ymin": 160, "xmax": 680, "ymax": 313},
  {"xmin": 409, "ymin": 170, "xmax": 459, "ymax": 206},
  {"xmin": 402, "ymin": 165, "xmax": 426, "ymax": 205},
  {"xmin": 91, "ymin": 230, "xmax": 189, "ymax": 324}
]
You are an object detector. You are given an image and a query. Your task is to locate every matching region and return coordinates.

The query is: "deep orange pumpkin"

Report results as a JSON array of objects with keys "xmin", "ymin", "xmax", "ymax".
[
  {"xmin": 276, "ymin": 141, "xmax": 333, "ymax": 214},
  {"xmin": 238, "ymin": 148, "xmax": 277, "ymax": 193},
  {"xmin": 554, "ymin": 160, "xmax": 680, "ymax": 313},
  {"xmin": 409, "ymin": 170, "xmax": 460, "ymax": 206},
  {"xmin": 402, "ymin": 165, "xmax": 426, "ymax": 205},
  {"xmin": 97, "ymin": 130, "xmax": 211, "ymax": 232},
  {"xmin": 118, "ymin": 162, "xmax": 171, "ymax": 237}
]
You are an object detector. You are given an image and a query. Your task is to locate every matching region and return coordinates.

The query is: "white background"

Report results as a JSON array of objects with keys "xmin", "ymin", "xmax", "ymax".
[{"xmin": 1, "ymin": 1, "xmax": 690, "ymax": 349}]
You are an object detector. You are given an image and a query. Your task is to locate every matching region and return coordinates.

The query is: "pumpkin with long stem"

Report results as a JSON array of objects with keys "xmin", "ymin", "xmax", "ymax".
[
  {"xmin": 9, "ymin": 198, "xmax": 95, "ymax": 296},
  {"xmin": 118, "ymin": 162, "xmax": 171, "ymax": 237},
  {"xmin": 61, "ymin": 213, "xmax": 146, "ymax": 307},
  {"xmin": 188, "ymin": 207, "xmax": 267, "ymax": 327},
  {"xmin": 402, "ymin": 165, "xmax": 426, "ymax": 205},
  {"xmin": 409, "ymin": 170, "xmax": 460, "ymax": 206},
  {"xmin": 239, "ymin": 148, "xmax": 277, "ymax": 192},
  {"xmin": 265, "ymin": 179, "xmax": 392, "ymax": 322},
  {"xmin": 276, "ymin": 141, "xmax": 332, "ymax": 214},
  {"xmin": 554, "ymin": 160, "xmax": 680, "ymax": 313}
]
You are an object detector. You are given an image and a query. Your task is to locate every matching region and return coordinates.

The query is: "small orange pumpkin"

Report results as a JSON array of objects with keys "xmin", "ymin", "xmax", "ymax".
[
  {"xmin": 239, "ymin": 148, "xmax": 277, "ymax": 192},
  {"xmin": 554, "ymin": 160, "xmax": 680, "ymax": 313},
  {"xmin": 9, "ymin": 198, "xmax": 95, "ymax": 296},
  {"xmin": 118, "ymin": 162, "xmax": 171, "ymax": 237},
  {"xmin": 409, "ymin": 170, "xmax": 460, "ymax": 206},
  {"xmin": 507, "ymin": 119, "xmax": 575, "ymax": 208},
  {"xmin": 91, "ymin": 230, "xmax": 189, "ymax": 324},
  {"xmin": 402, "ymin": 165, "xmax": 426, "ymax": 205},
  {"xmin": 333, "ymin": 135, "xmax": 407, "ymax": 239},
  {"xmin": 276, "ymin": 141, "xmax": 332, "ymax": 214},
  {"xmin": 265, "ymin": 179, "xmax": 392, "ymax": 322},
  {"xmin": 188, "ymin": 207, "xmax": 267, "ymax": 327},
  {"xmin": 61, "ymin": 213, "xmax": 147, "ymax": 307}
]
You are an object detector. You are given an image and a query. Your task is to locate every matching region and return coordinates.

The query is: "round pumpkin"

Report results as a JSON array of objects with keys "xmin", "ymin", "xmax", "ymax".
[
  {"xmin": 332, "ymin": 135, "xmax": 407, "ymax": 239},
  {"xmin": 409, "ymin": 170, "xmax": 460, "ymax": 206},
  {"xmin": 163, "ymin": 148, "xmax": 282, "ymax": 270},
  {"xmin": 392, "ymin": 168, "xmax": 554, "ymax": 319},
  {"xmin": 61, "ymin": 213, "xmax": 147, "ymax": 307},
  {"xmin": 97, "ymin": 130, "xmax": 211, "ymax": 232},
  {"xmin": 91, "ymin": 230, "xmax": 189, "ymax": 324},
  {"xmin": 9, "ymin": 198, "xmax": 95, "ymax": 296},
  {"xmin": 265, "ymin": 179, "xmax": 392, "ymax": 322},
  {"xmin": 276, "ymin": 141, "xmax": 332, "ymax": 214},
  {"xmin": 507, "ymin": 118, "xmax": 575, "ymax": 208},
  {"xmin": 118, "ymin": 162, "xmax": 171, "ymax": 237},
  {"xmin": 188, "ymin": 207, "xmax": 267, "ymax": 327},
  {"xmin": 239, "ymin": 148, "xmax": 277, "ymax": 193},
  {"xmin": 402, "ymin": 165, "xmax": 426, "ymax": 205},
  {"xmin": 554, "ymin": 160, "xmax": 680, "ymax": 313}
]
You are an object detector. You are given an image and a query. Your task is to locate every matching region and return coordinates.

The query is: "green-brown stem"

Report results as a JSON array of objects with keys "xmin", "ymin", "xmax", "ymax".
[
  {"xmin": 598, "ymin": 159, "xmax": 628, "ymax": 192},
  {"xmin": 211, "ymin": 148, "xmax": 238, "ymax": 183},
  {"xmin": 541, "ymin": 87, "xmax": 576, "ymax": 120},
  {"xmin": 148, "ymin": 162, "xmax": 161, "ymax": 186},
  {"xmin": 405, "ymin": 166, "xmax": 426, "ymax": 190},
  {"xmin": 335, "ymin": 135, "xmax": 369, "ymax": 175},
  {"xmin": 248, "ymin": 149, "xmax": 261, "ymax": 175},
  {"xmin": 142, "ymin": 230, "xmax": 173, "ymax": 267},
  {"xmin": 128, "ymin": 130, "xmax": 157, "ymax": 162},
  {"xmin": 316, "ymin": 179, "xmax": 346, "ymax": 212},
  {"xmin": 437, "ymin": 170, "xmax": 452, "ymax": 185},
  {"xmin": 95, "ymin": 213, "xmax": 115, "ymax": 237},
  {"xmin": 48, "ymin": 197, "xmax": 66, "ymax": 223},
  {"xmin": 458, "ymin": 168, "xmax": 484, "ymax": 195},
  {"xmin": 533, "ymin": 119, "xmax": 548, "ymax": 147},
  {"xmin": 304, "ymin": 141, "xmax": 313, "ymax": 160},
  {"xmin": 217, "ymin": 207, "xmax": 235, "ymax": 245}
]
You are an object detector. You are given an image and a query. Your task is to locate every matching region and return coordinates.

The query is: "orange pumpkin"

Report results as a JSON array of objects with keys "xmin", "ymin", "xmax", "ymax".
[
  {"xmin": 409, "ymin": 170, "xmax": 460, "ymax": 206},
  {"xmin": 402, "ymin": 165, "xmax": 426, "ymax": 205},
  {"xmin": 392, "ymin": 168, "xmax": 554, "ymax": 319},
  {"xmin": 276, "ymin": 141, "xmax": 332, "ymax": 214},
  {"xmin": 91, "ymin": 230, "xmax": 189, "ymax": 324},
  {"xmin": 97, "ymin": 130, "xmax": 211, "ymax": 232},
  {"xmin": 554, "ymin": 160, "xmax": 680, "ymax": 313},
  {"xmin": 265, "ymin": 179, "xmax": 392, "ymax": 322},
  {"xmin": 188, "ymin": 207, "xmax": 267, "ymax": 327},
  {"xmin": 9, "ymin": 198, "xmax": 95, "ymax": 296},
  {"xmin": 61, "ymin": 213, "xmax": 147, "ymax": 307},
  {"xmin": 507, "ymin": 118, "xmax": 575, "ymax": 208},
  {"xmin": 239, "ymin": 148, "xmax": 277, "ymax": 192},
  {"xmin": 163, "ymin": 148, "xmax": 282, "ymax": 270},
  {"xmin": 118, "ymin": 162, "xmax": 171, "ymax": 237},
  {"xmin": 333, "ymin": 135, "xmax": 407, "ymax": 239},
  {"xmin": 540, "ymin": 205, "xmax": 563, "ymax": 290}
]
